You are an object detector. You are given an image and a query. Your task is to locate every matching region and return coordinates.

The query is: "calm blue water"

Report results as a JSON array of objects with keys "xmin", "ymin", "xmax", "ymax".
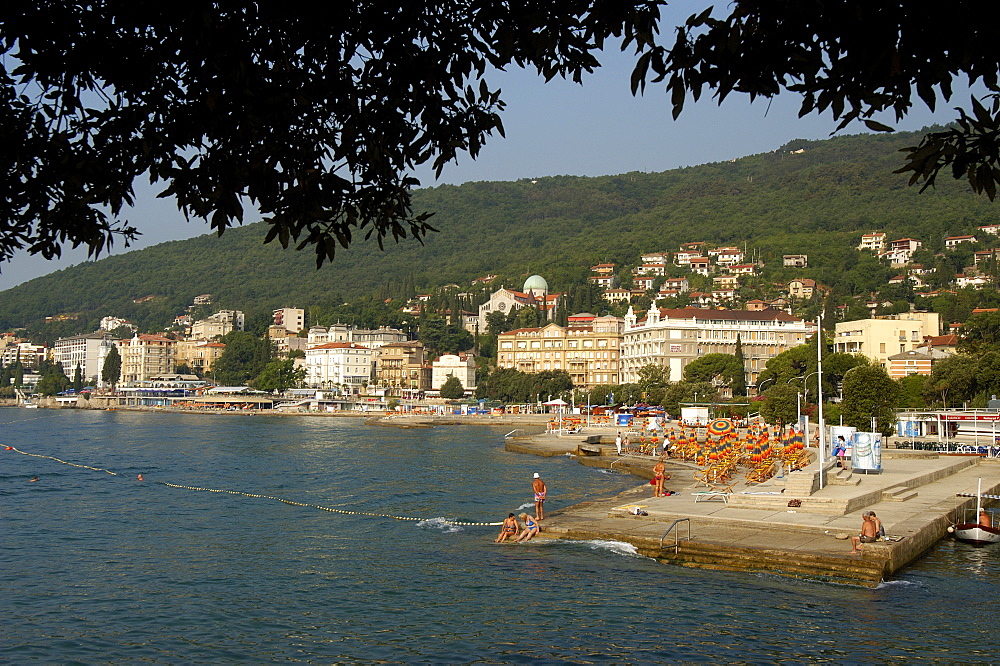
[{"xmin": 2, "ymin": 409, "xmax": 999, "ymax": 663}]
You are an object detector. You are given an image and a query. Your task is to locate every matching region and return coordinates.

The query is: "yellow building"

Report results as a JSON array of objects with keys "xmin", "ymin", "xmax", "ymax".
[
  {"xmin": 119, "ymin": 334, "xmax": 176, "ymax": 384},
  {"xmin": 833, "ymin": 312, "xmax": 941, "ymax": 368},
  {"xmin": 496, "ymin": 317, "xmax": 624, "ymax": 388},
  {"xmin": 374, "ymin": 341, "xmax": 431, "ymax": 393},
  {"xmin": 174, "ymin": 339, "xmax": 226, "ymax": 376}
]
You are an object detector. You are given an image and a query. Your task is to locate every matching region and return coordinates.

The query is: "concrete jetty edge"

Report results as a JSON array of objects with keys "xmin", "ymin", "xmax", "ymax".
[{"xmin": 507, "ymin": 429, "xmax": 1000, "ymax": 588}]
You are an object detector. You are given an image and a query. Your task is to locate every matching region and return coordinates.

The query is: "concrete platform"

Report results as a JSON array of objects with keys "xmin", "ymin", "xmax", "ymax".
[{"xmin": 507, "ymin": 427, "xmax": 1000, "ymax": 587}]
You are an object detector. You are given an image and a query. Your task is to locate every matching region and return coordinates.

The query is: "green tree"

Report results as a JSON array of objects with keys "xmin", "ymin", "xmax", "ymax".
[
  {"xmin": 253, "ymin": 358, "xmax": 306, "ymax": 393},
  {"xmin": 923, "ymin": 355, "xmax": 979, "ymax": 408},
  {"xmin": 102, "ymin": 345, "xmax": 121, "ymax": 392},
  {"xmin": 731, "ymin": 335, "xmax": 747, "ymax": 397},
  {"xmin": 439, "ymin": 375, "xmax": 466, "ymax": 399},
  {"xmin": 840, "ymin": 364, "xmax": 900, "ymax": 435},
  {"xmin": 73, "ymin": 364, "xmax": 83, "ymax": 392},
  {"xmin": 36, "ymin": 366, "xmax": 70, "ymax": 396},
  {"xmin": 957, "ymin": 310, "xmax": 1000, "ymax": 355},
  {"xmin": 213, "ymin": 331, "xmax": 270, "ymax": 386},
  {"xmin": 759, "ymin": 385, "xmax": 800, "ymax": 427},
  {"xmin": 896, "ymin": 374, "xmax": 928, "ymax": 409}
]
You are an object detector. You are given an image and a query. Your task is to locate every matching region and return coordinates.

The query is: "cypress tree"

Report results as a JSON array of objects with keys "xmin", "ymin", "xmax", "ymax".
[{"xmin": 732, "ymin": 335, "xmax": 748, "ymax": 397}]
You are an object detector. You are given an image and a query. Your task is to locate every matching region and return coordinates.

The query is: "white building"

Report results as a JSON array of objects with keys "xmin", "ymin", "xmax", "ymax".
[
  {"xmin": 272, "ymin": 308, "xmax": 305, "ymax": 334},
  {"xmin": 431, "ymin": 354, "xmax": 477, "ymax": 393},
  {"xmin": 191, "ymin": 310, "xmax": 245, "ymax": 339},
  {"xmin": 305, "ymin": 342, "xmax": 374, "ymax": 391},
  {"xmin": 53, "ymin": 333, "xmax": 117, "ymax": 384},
  {"xmin": 99, "ymin": 316, "xmax": 135, "ymax": 332},
  {"xmin": 621, "ymin": 304, "xmax": 812, "ymax": 386}
]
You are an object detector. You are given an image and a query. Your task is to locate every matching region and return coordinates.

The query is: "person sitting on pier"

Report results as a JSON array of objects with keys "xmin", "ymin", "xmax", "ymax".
[
  {"xmin": 495, "ymin": 513, "xmax": 520, "ymax": 543},
  {"xmin": 516, "ymin": 512, "xmax": 540, "ymax": 542},
  {"xmin": 849, "ymin": 513, "xmax": 878, "ymax": 554}
]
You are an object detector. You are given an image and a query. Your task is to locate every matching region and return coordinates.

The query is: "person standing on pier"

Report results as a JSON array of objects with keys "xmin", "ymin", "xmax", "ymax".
[
  {"xmin": 532, "ymin": 473, "xmax": 547, "ymax": 521},
  {"xmin": 653, "ymin": 459, "xmax": 670, "ymax": 497}
]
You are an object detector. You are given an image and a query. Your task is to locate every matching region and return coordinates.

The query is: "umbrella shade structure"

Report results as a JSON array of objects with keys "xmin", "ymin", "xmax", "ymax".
[
  {"xmin": 542, "ymin": 398, "xmax": 568, "ymax": 406},
  {"xmin": 706, "ymin": 418, "xmax": 736, "ymax": 437}
]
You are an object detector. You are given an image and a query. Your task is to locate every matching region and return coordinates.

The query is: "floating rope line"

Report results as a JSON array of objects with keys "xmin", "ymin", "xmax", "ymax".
[{"xmin": 4, "ymin": 445, "xmax": 502, "ymax": 527}]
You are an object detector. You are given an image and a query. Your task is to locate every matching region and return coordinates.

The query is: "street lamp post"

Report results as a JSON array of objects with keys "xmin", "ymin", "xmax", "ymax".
[{"xmin": 816, "ymin": 315, "xmax": 826, "ymax": 489}]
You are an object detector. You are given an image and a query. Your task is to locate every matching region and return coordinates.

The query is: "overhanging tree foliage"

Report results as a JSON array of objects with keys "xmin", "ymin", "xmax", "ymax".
[{"xmin": 4, "ymin": 1, "xmax": 999, "ymax": 270}]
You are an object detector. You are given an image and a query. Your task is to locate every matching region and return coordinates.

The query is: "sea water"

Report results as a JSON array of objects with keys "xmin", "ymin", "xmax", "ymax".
[{"xmin": 2, "ymin": 409, "xmax": 999, "ymax": 662}]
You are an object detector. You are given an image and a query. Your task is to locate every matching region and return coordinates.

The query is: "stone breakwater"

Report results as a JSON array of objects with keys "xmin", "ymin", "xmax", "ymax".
[{"xmin": 507, "ymin": 430, "xmax": 1000, "ymax": 588}]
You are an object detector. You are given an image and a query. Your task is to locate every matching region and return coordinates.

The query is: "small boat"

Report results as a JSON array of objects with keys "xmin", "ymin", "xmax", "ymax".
[
  {"xmin": 951, "ymin": 478, "xmax": 1000, "ymax": 545},
  {"xmin": 22, "ymin": 401, "xmax": 38, "ymax": 409}
]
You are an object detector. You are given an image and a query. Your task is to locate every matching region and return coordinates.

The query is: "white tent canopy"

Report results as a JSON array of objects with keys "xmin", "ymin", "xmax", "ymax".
[{"xmin": 542, "ymin": 398, "xmax": 568, "ymax": 406}]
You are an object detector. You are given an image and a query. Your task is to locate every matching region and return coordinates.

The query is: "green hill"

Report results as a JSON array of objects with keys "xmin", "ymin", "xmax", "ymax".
[{"xmin": 1, "ymin": 127, "xmax": 997, "ymax": 333}]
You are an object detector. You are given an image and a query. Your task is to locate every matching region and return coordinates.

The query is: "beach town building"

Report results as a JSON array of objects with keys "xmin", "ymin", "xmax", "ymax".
[
  {"xmin": 635, "ymin": 262, "xmax": 667, "ymax": 276},
  {"xmin": 588, "ymin": 273, "xmax": 616, "ymax": 289},
  {"xmin": 272, "ymin": 308, "xmax": 305, "ymax": 334},
  {"xmin": 713, "ymin": 247, "xmax": 744, "ymax": 266},
  {"xmin": 496, "ymin": 316, "xmax": 625, "ymax": 389},
  {"xmin": 173, "ymin": 339, "xmax": 226, "ymax": 376},
  {"xmin": 99, "ymin": 316, "xmax": 135, "ymax": 332},
  {"xmin": 53, "ymin": 332, "xmax": 117, "ymax": 384},
  {"xmin": 633, "ymin": 276, "xmax": 655, "ymax": 291},
  {"xmin": 305, "ymin": 342, "xmax": 373, "ymax": 392},
  {"xmin": 477, "ymin": 276, "xmax": 562, "ymax": 331},
  {"xmin": 978, "ymin": 224, "xmax": 1000, "ymax": 235},
  {"xmin": 620, "ymin": 305, "xmax": 812, "ymax": 386},
  {"xmin": 603, "ymin": 288, "xmax": 631, "ymax": 304},
  {"xmin": 689, "ymin": 257, "xmax": 712, "ymax": 276},
  {"xmin": 119, "ymin": 334, "xmax": 176, "ymax": 384},
  {"xmin": 857, "ymin": 232, "xmax": 887, "ymax": 252},
  {"xmin": 673, "ymin": 250, "xmax": 700, "ymax": 266},
  {"xmin": 788, "ymin": 278, "xmax": 817, "ymax": 299},
  {"xmin": 663, "ymin": 277, "xmax": 691, "ymax": 292},
  {"xmin": 431, "ymin": 353, "xmax": 477, "ymax": 394},
  {"xmin": 783, "ymin": 255, "xmax": 809, "ymax": 268},
  {"xmin": 886, "ymin": 349, "xmax": 935, "ymax": 379},
  {"xmin": 307, "ymin": 325, "xmax": 406, "ymax": 349},
  {"xmin": 833, "ymin": 312, "xmax": 941, "ymax": 368},
  {"xmin": 191, "ymin": 310, "xmax": 245, "ymax": 339},
  {"xmin": 0, "ymin": 342, "xmax": 47, "ymax": 370},
  {"xmin": 945, "ymin": 234, "xmax": 977, "ymax": 249},
  {"xmin": 374, "ymin": 341, "xmax": 431, "ymax": 393}
]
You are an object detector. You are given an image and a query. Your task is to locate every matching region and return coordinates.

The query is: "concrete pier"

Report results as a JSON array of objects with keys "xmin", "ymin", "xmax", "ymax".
[{"xmin": 507, "ymin": 430, "xmax": 1000, "ymax": 587}]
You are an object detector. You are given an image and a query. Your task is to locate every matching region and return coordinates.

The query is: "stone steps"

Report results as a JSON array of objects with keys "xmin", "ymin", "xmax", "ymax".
[
  {"xmin": 881, "ymin": 485, "xmax": 919, "ymax": 502},
  {"xmin": 828, "ymin": 468, "xmax": 861, "ymax": 486}
]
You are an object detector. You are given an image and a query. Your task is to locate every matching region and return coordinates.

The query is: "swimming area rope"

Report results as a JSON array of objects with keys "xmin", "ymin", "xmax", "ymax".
[{"xmin": 4, "ymin": 445, "xmax": 503, "ymax": 527}]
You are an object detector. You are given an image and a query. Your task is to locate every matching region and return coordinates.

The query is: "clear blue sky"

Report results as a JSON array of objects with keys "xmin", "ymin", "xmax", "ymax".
[{"xmin": 0, "ymin": 45, "xmax": 970, "ymax": 292}]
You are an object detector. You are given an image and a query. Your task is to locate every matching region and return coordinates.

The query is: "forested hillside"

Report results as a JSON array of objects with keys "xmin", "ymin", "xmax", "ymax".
[{"xmin": 2, "ymin": 127, "xmax": 997, "ymax": 334}]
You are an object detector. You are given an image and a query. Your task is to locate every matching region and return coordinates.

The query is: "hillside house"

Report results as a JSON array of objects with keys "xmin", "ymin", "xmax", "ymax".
[
  {"xmin": 728, "ymin": 264, "xmax": 757, "ymax": 276},
  {"xmin": 674, "ymin": 251, "xmax": 700, "ymax": 266},
  {"xmin": 662, "ymin": 277, "xmax": 690, "ymax": 293},
  {"xmin": 783, "ymin": 255, "xmax": 808, "ymax": 268},
  {"xmin": 713, "ymin": 275, "xmax": 739, "ymax": 289},
  {"xmin": 603, "ymin": 288, "xmax": 631, "ymax": 304},
  {"xmin": 978, "ymin": 224, "xmax": 1000, "ymax": 235},
  {"xmin": 588, "ymin": 274, "xmax": 616, "ymax": 288},
  {"xmin": 634, "ymin": 262, "xmax": 667, "ymax": 276},
  {"xmin": 858, "ymin": 232, "xmax": 886, "ymax": 252},
  {"xmin": 945, "ymin": 234, "xmax": 978, "ymax": 249},
  {"xmin": 713, "ymin": 247, "xmax": 744, "ymax": 266},
  {"xmin": 633, "ymin": 276, "xmax": 655, "ymax": 291},
  {"xmin": 787, "ymin": 278, "xmax": 816, "ymax": 299},
  {"xmin": 689, "ymin": 257, "xmax": 712, "ymax": 276}
]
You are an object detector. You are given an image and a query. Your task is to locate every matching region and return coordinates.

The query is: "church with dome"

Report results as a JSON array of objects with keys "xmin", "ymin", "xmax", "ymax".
[{"xmin": 477, "ymin": 275, "xmax": 562, "ymax": 331}]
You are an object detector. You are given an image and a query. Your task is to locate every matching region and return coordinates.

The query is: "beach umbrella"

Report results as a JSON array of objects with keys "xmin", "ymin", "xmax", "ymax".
[{"xmin": 707, "ymin": 418, "xmax": 735, "ymax": 437}]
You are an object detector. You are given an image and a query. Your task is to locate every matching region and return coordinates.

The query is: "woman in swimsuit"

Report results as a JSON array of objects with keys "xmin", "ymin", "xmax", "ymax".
[
  {"xmin": 516, "ymin": 512, "xmax": 540, "ymax": 542},
  {"xmin": 495, "ymin": 513, "xmax": 520, "ymax": 543}
]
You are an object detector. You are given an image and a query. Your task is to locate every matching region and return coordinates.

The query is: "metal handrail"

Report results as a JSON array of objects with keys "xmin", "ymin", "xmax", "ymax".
[
  {"xmin": 658, "ymin": 518, "xmax": 692, "ymax": 554},
  {"xmin": 504, "ymin": 430, "xmax": 522, "ymax": 439}
]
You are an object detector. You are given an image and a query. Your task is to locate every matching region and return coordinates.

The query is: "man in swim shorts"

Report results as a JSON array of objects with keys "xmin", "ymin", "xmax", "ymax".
[
  {"xmin": 532, "ymin": 473, "xmax": 547, "ymax": 521},
  {"xmin": 495, "ymin": 513, "xmax": 520, "ymax": 543},
  {"xmin": 849, "ymin": 513, "xmax": 877, "ymax": 553}
]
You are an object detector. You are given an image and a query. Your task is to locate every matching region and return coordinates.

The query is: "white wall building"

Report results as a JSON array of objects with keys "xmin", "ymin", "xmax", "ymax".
[
  {"xmin": 53, "ymin": 333, "xmax": 117, "ymax": 384},
  {"xmin": 305, "ymin": 342, "xmax": 374, "ymax": 391},
  {"xmin": 272, "ymin": 308, "xmax": 305, "ymax": 334},
  {"xmin": 191, "ymin": 310, "xmax": 245, "ymax": 339},
  {"xmin": 621, "ymin": 304, "xmax": 812, "ymax": 387},
  {"xmin": 431, "ymin": 354, "xmax": 477, "ymax": 393}
]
